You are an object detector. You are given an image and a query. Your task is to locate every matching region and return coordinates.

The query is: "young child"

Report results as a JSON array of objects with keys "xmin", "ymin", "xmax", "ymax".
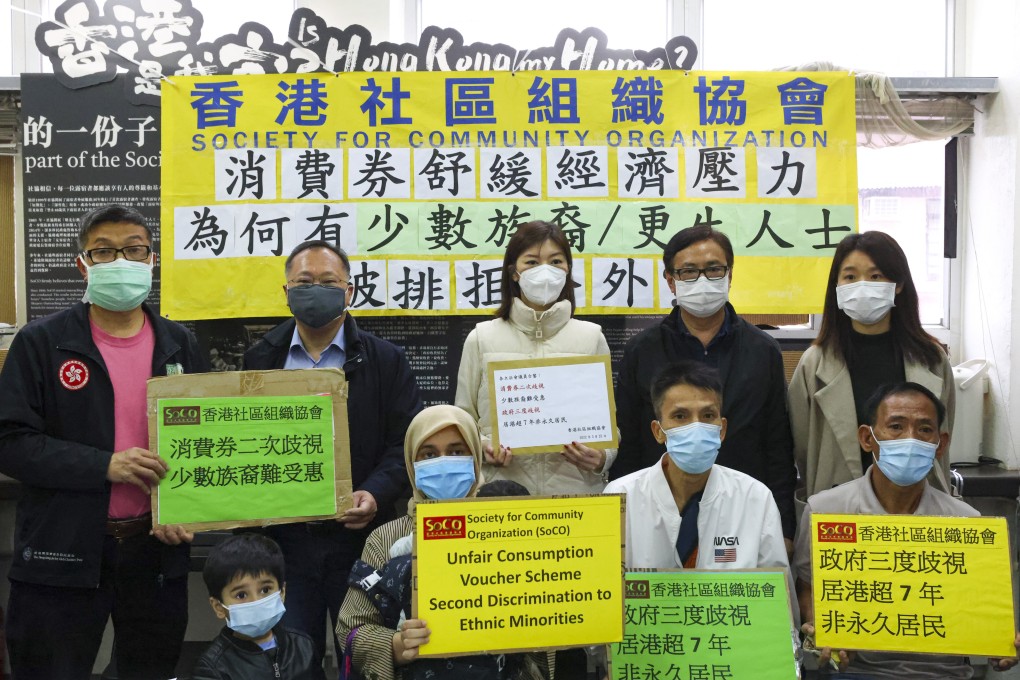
[{"xmin": 191, "ymin": 533, "xmax": 326, "ymax": 680}]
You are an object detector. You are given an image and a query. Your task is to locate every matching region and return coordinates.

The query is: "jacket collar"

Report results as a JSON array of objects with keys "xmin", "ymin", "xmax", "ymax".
[
  {"xmin": 650, "ymin": 455, "xmax": 722, "ymax": 515},
  {"xmin": 810, "ymin": 347, "xmax": 863, "ymax": 476},
  {"xmin": 56, "ymin": 302, "xmax": 179, "ymax": 370},
  {"xmin": 263, "ymin": 315, "xmax": 365, "ymax": 372},
  {"xmin": 507, "ymin": 297, "xmax": 571, "ymax": 339},
  {"xmin": 216, "ymin": 625, "xmax": 288, "ymax": 654}
]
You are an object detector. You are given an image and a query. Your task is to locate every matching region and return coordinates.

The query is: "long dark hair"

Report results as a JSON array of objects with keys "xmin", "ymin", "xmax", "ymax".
[
  {"xmin": 494, "ymin": 221, "xmax": 576, "ymax": 320},
  {"xmin": 815, "ymin": 231, "xmax": 943, "ymax": 370}
]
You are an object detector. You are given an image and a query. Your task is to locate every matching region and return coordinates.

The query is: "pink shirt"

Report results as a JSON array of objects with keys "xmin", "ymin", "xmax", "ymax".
[{"xmin": 91, "ymin": 315, "xmax": 155, "ymax": 519}]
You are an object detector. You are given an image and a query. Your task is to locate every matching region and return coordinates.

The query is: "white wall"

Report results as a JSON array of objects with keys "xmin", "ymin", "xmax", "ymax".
[{"xmin": 959, "ymin": 0, "xmax": 1020, "ymax": 468}]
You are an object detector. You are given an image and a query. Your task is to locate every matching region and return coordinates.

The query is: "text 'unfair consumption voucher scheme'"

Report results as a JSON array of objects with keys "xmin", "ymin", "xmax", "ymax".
[{"xmin": 413, "ymin": 494, "xmax": 625, "ymax": 656}]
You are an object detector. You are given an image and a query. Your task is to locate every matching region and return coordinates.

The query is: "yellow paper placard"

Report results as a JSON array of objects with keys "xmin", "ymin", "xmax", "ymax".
[
  {"xmin": 811, "ymin": 513, "xmax": 1015, "ymax": 657},
  {"xmin": 486, "ymin": 354, "xmax": 618, "ymax": 455},
  {"xmin": 413, "ymin": 494, "xmax": 625, "ymax": 656}
]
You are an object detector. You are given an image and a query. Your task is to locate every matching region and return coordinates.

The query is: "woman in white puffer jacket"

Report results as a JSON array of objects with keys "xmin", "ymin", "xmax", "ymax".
[{"xmin": 454, "ymin": 220, "xmax": 615, "ymax": 495}]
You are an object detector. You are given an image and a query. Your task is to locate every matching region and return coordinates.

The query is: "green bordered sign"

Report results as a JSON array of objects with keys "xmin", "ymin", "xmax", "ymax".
[
  {"xmin": 614, "ymin": 571, "xmax": 798, "ymax": 680},
  {"xmin": 156, "ymin": 395, "xmax": 336, "ymax": 526}
]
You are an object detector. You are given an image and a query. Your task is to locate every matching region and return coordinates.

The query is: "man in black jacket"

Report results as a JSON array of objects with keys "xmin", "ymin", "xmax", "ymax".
[
  {"xmin": 0, "ymin": 205, "xmax": 208, "ymax": 679},
  {"xmin": 612, "ymin": 225, "xmax": 798, "ymax": 549},
  {"xmin": 243, "ymin": 240, "xmax": 422, "ymax": 664}
]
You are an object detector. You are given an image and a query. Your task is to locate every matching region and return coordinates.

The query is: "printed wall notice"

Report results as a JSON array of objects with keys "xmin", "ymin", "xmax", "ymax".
[
  {"xmin": 614, "ymin": 571, "xmax": 798, "ymax": 680},
  {"xmin": 21, "ymin": 74, "xmax": 162, "ymax": 320},
  {"xmin": 487, "ymin": 355, "xmax": 618, "ymax": 454},
  {"xmin": 414, "ymin": 494, "xmax": 624, "ymax": 656},
  {"xmin": 811, "ymin": 513, "xmax": 1015, "ymax": 657}
]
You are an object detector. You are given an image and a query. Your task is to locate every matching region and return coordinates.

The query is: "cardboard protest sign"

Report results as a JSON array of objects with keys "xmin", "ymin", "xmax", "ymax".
[
  {"xmin": 413, "ymin": 494, "xmax": 625, "ymax": 656},
  {"xmin": 488, "ymin": 355, "xmax": 618, "ymax": 454},
  {"xmin": 148, "ymin": 369, "xmax": 353, "ymax": 531},
  {"xmin": 614, "ymin": 571, "xmax": 798, "ymax": 680},
  {"xmin": 811, "ymin": 513, "xmax": 1015, "ymax": 657}
]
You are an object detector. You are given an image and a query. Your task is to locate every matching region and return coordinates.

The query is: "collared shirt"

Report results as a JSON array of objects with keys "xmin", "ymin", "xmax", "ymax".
[
  {"xmin": 675, "ymin": 304, "xmax": 734, "ymax": 368},
  {"xmin": 283, "ymin": 322, "xmax": 346, "ymax": 369},
  {"xmin": 793, "ymin": 469, "xmax": 978, "ymax": 680}
]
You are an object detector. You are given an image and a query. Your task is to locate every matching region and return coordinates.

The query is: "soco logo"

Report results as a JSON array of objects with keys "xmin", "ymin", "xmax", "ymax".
[
  {"xmin": 817, "ymin": 522, "xmax": 857, "ymax": 543},
  {"xmin": 625, "ymin": 579, "xmax": 650, "ymax": 599},
  {"xmin": 163, "ymin": 406, "xmax": 202, "ymax": 426},
  {"xmin": 423, "ymin": 515, "xmax": 466, "ymax": 540}
]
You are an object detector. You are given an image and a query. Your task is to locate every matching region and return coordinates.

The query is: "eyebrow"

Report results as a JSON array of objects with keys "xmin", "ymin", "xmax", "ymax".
[{"xmin": 680, "ymin": 259, "xmax": 724, "ymax": 267}]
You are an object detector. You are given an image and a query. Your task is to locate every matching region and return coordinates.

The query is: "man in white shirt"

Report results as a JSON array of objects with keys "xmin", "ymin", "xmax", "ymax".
[{"xmin": 605, "ymin": 361, "xmax": 789, "ymax": 573}]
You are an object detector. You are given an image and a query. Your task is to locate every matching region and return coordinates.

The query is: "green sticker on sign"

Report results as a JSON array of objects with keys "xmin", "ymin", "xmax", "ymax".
[
  {"xmin": 615, "ymin": 571, "xmax": 798, "ymax": 680},
  {"xmin": 156, "ymin": 395, "xmax": 336, "ymax": 525}
]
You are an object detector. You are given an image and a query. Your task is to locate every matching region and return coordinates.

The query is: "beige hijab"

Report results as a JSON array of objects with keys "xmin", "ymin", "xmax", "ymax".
[{"xmin": 404, "ymin": 404, "xmax": 485, "ymax": 506}]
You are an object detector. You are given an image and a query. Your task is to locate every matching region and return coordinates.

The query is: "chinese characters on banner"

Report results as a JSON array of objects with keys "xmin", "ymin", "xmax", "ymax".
[
  {"xmin": 615, "ymin": 571, "xmax": 798, "ymax": 680},
  {"xmin": 413, "ymin": 495, "xmax": 624, "ymax": 656},
  {"xmin": 810, "ymin": 513, "xmax": 1015, "ymax": 657},
  {"xmin": 161, "ymin": 71, "xmax": 857, "ymax": 319},
  {"xmin": 487, "ymin": 355, "xmax": 618, "ymax": 454}
]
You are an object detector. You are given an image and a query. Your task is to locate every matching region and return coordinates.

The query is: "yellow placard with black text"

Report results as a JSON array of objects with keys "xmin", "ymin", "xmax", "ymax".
[
  {"xmin": 413, "ymin": 494, "xmax": 625, "ymax": 656},
  {"xmin": 811, "ymin": 513, "xmax": 1015, "ymax": 657}
]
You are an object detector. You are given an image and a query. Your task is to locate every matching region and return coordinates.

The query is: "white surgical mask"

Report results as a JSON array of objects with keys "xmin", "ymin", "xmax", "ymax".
[
  {"xmin": 518, "ymin": 264, "xmax": 568, "ymax": 307},
  {"xmin": 836, "ymin": 281, "xmax": 896, "ymax": 325},
  {"xmin": 674, "ymin": 273, "xmax": 729, "ymax": 318}
]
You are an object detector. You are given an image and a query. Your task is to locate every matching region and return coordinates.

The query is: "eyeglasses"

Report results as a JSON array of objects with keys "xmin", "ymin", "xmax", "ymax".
[
  {"xmin": 82, "ymin": 245, "xmax": 152, "ymax": 263},
  {"xmin": 287, "ymin": 279, "xmax": 350, "ymax": 290},
  {"xmin": 671, "ymin": 265, "xmax": 730, "ymax": 283}
]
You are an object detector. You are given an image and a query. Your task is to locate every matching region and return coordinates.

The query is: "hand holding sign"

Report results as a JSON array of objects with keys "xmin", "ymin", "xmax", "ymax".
[
  {"xmin": 392, "ymin": 619, "xmax": 431, "ymax": 666},
  {"xmin": 107, "ymin": 447, "xmax": 167, "ymax": 494},
  {"xmin": 340, "ymin": 490, "xmax": 378, "ymax": 529},
  {"xmin": 150, "ymin": 523, "xmax": 195, "ymax": 545},
  {"xmin": 561, "ymin": 441, "xmax": 606, "ymax": 474},
  {"xmin": 483, "ymin": 442, "xmax": 513, "ymax": 467}
]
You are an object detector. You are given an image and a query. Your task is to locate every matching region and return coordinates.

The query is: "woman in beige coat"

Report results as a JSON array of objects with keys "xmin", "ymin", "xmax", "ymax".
[
  {"xmin": 455, "ymin": 220, "xmax": 615, "ymax": 496},
  {"xmin": 790, "ymin": 231, "xmax": 954, "ymax": 498}
]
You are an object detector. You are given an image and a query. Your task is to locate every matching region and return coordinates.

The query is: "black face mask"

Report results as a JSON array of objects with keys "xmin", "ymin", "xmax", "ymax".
[{"xmin": 287, "ymin": 285, "xmax": 347, "ymax": 328}]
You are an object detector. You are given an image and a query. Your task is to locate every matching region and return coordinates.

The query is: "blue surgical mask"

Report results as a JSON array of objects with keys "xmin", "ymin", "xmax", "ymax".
[
  {"xmin": 413, "ymin": 456, "xmax": 476, "ymax": 500},
  {"xmin": 222, "ymin": 590, "xmax": 285, "ymax": 638},
  {"xmin": 870, "ymin": 427, "xmax": 938, "ymax": 487},
  {"xmin": 84, "ymin": 258, "xmax": 152, "ymax": 312},
  {"xmin": 660, "ymin": 421, "xmax": 722, "ymax": 474}
]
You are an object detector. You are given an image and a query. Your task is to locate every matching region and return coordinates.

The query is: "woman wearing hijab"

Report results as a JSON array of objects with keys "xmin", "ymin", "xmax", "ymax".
[
  {"xmin": 789, "ymin": 231, "xmax": 955, "ymax": 497},
  {"xmin": 455, "ymin": 220, "xmax": 614, "ymax": 495},
  {"xmin": 334, "ymin": 405, "xmax": 544, "ymax": 680}
]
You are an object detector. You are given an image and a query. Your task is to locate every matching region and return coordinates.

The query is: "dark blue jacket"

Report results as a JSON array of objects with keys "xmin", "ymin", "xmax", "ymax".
[
  {"xmin": 0, "ymin": 303, "xmax": 207, "ymax": 587},
  {"xmin": 242, "ymin": 316, "xmax": 421, "ymax": 527},
  {"xmin": 612, "ymin": 304, "xmax": 798, "ymax": 538}
]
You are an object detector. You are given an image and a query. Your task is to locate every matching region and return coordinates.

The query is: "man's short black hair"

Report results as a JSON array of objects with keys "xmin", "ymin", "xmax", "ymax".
[
  {"xmin": 662, "ymin": 225, "xmax": 735, "ymax": 272},
  {"xmin": 203, "ymin": 533, "xmax": 285, "ymax": 601},
  {"xmin": 475, "ymin": 480, "xmax": 531, "ymax": 497},
  {"xmin": 864, "ymin": 382, "xmax": 946, "ymax": 427},
  {"xmin": 284, "ymin": 240, "xmax": 351, "ymax": 277},
  {"xmin": 650, "ymin": 361, "xmax": 724, "ymax": 420},
  {"xmin": 77, "ymin": 204, "xmax": 151, "ymax": 250}
]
